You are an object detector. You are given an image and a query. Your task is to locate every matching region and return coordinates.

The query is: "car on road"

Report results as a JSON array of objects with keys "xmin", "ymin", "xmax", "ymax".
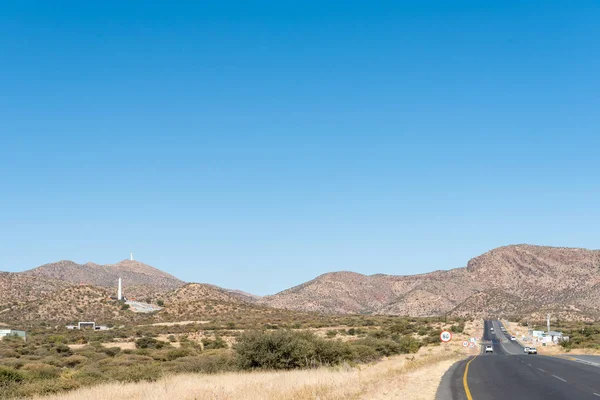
[
  {"xmin": 510, "ymin": 336, "xmax": 516, "ymax": 341},
  {"xmin": 485, "ymin": 345, "xmax": 494, "ymax": 353},
  {"xmin": 524, "ymin": 347, "xmax": 530, "ymax": 353},
  {"xmin": 527, "ymin": 347, "xmax": 537, "ymax": 354}
]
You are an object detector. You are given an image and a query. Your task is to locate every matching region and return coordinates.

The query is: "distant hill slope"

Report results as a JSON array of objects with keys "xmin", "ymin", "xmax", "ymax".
[
  {"xmin": 259, "ymin": 245, "xmax": 600, "ymax": 320},
  {"xmin": 22, "ymin": 259, "xmax": 185, "ymax": 296},
  {"xmin": 154, "ymin": 283, "xmax": 315, "ymax": 326},
  {"xmin": 0, "ymin": 273, "xmax": 75, "ymax": 309},
  {"xmin": 0, "ymin": 285, "xmax": 141, "ymax": 325}
]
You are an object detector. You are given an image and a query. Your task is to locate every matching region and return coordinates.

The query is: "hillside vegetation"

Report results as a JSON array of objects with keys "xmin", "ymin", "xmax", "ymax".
[{"xmin": 0, "ymin": 315, "xmax": 460, "ymax": 398}]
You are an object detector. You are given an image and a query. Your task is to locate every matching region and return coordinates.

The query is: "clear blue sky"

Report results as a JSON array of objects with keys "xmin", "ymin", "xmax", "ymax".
[{"xmin": 1, "ymin": 1, "xmax": 599, "ymax": 295}]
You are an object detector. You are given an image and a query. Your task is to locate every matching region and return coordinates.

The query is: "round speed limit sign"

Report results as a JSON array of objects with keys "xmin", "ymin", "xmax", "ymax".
[
  {"xmin": 462, "ymin": 341, "xmax": 469, "ymax": 347},
  {"xmin": 440, "ymin": 330, "xmax": 452, "ymax": 343}
]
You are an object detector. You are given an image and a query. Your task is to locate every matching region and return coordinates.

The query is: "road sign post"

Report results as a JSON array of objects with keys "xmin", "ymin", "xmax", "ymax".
[{"xmin": 440, "ymin": 330, "xmax": 452, "ymax": 343}]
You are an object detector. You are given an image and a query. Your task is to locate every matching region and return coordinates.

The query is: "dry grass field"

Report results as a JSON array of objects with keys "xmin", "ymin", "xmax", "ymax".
[{"xmin": 31, "ymin": 345, "xmax": 464, "ymax": 400}]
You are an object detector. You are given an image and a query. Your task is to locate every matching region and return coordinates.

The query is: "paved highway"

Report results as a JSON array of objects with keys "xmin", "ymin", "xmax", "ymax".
[{"xmin": 437, "ymin": 320, "xmax": 600, "ymax": 399}]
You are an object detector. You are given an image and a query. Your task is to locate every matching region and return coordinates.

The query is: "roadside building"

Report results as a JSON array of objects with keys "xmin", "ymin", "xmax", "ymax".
[
  {"xmin": 546, "ymin": 331, "xmax": 563, "ymax": 343},
  {"xmin": 0, "ymin": 329, "xmax": 27, "ymax": 340},
  {"xmin": 65, "ymin": 322, "xmax": 110, "ymax": 331}
]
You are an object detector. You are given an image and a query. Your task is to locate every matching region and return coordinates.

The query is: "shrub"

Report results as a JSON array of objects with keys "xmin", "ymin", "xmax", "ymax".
[
  {"xmin": 163, "ymin": 350, "xmax": 236, "ymax": 374},
  {"xmin": 61, "ymin": 355, "xmax": 88, "ymax": 368},
  {"xmin": 101, "ymin": 347, "xmax": 121, "ymax": 357},
  {"xmin": 202, "ymin": 336, "xmax": 228, "ymax": 350},
  {"xmin": 22, "ymin": 363, "xmax": 61, "ymax": 380},
  {"xmin": 165, "ymin": 348, "xmax": 192, "ymax": 361},
  {"xmin": 397, "ymin": 336, "xmax": 422, "ymax": 354},
  {"xmin": 100, "ymin": 354, "xmax": 153, "ymax": 368},
  {"xmin": 353, "ymin": 337, "xmax": 401, "ymax": 357},
  {"xmin": 235, "ymin": 330, "xmax": 360, "ymax": 370},
  {"xmin": 350, "ymin": 344, "xmax": 380, "ymax": 363},
  {"xmin": 54, "ymin": 344, "xmax": 73, "ymax": 356},
  {"xmin": 0, "ymin": 366, "xmax": 25, "ymax": 385},
  {"xmin": 135, "ymin": 337, "xmax": 166, "ymax": 350},
  {"xmin": 108, "ymin": 363, "xmax": 161, "ymax": 383}
]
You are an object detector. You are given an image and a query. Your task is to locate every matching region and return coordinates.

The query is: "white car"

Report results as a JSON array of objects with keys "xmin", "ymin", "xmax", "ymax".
[
  {"xmin": 510, "ymin": 336, "xmax": 516, "ymax": 341},
  {"xmin": 485, "ymin": 345, "xmax": 494, "ymax": 353},
  {"xmin": 528, "ymin": 347, "xmax": 537, "ymax": 354},
  {"xmin": 524, "ymin": 347, "xmax": 530, "ymax": 353}
]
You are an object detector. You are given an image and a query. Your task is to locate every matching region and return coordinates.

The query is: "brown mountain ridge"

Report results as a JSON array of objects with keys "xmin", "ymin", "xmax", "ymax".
[
  {"xmin": 3, "ymin": 244, "xmax": 600, "ymax": 323},
  {"xmin": 259, "ymin": 244, "xmax": 600, "ymax": 320},
  {"xmin": 21, "ymin": 259, "xmax": 185, "ymax": 298}
]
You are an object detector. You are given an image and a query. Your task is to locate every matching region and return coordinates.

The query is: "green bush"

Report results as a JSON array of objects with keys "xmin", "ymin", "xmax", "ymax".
[
  {"xmin": 350, "ymin": 344, "xmax": 380, "ymax": 363},
  {"xmin": 22, "ymin": 363, "xmax": 61, "ymax": 380},
  {"xmin": 202, "ymin": 336, "xmax": 228, "ymax": 350},
  {"xmin": 135, "ymin": 337, "xmax": 166, "ymax": 349},
  {"xmin": 353, "ymin": 337, "xmax": 400, "ymax": 357},
  {"xmin": 101, "ymin": 347, "xmax": 121, "ymax": 357},
  {"xmin": 0, "ymin": 366, "xmax": 25, "ymax": 385},
  {"xmin": 235, "ymin": 330, "xmax": 353, "ymax": 370}
]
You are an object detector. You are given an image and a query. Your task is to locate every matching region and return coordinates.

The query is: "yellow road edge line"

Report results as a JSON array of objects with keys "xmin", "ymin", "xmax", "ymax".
[{"xmin": 463, "ymin": 355, "xmax": 477, "ymax": 400}]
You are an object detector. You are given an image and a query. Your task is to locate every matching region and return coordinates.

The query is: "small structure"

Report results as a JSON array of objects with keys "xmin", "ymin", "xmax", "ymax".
[
  {"xmin": 546, "ymin": 330, "xmax": 564, "ymax": 343},
  {"xmin": 0, "ymin": 329, "xmax": 27, "ymax": 340},
  {"xmin": 66, "ymin": 322, "xmax": 110, "ymax": 331}
]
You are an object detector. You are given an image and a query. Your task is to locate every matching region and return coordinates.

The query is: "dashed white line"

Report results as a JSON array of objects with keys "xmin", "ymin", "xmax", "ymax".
[
  {"xmin": 552, "ymin": 375, "xmax": 567, "ymax": 382},
  {"xmin": 593, "ymin": 393, "xmax": 600, "ymax": 397},
  {"xmin": 527, "ymin": 364, "xmax": 532, "ymax": 367},
  {"xmin": 537, "ymin": 368, "xmax": 546, "ymax": 373}
]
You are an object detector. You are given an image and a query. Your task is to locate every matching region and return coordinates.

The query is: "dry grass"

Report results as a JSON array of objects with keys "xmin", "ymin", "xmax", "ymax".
[{"xmin": 31, "ymin": 345, "xmax": 464, "ymax": 400}]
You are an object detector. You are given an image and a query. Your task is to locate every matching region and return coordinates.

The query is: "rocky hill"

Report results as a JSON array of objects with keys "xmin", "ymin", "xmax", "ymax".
[
  {"xmin": 259, "ymin": 245, "xmax": 600, "ymax": 320},
  {"xmin": 0, "ymin": 285, "xmax": 140, "ymax": 326},
  {"xmin": 0, "ymin": 273, "xmax": 75, "ymax": 310},
  {"xmin": 22, "ymin": 259, "xmax": 185, "ymax": 296}
]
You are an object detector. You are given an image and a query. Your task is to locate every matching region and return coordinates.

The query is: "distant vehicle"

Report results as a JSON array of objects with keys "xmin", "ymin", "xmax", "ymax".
[
  {"xmin": 485, "ymin": 345, "xmax": 494, "ymax": 353},
  {"xmin": 527, "ymin": 347, "xmax": 537, "ymax": 354},
  {"xmin": 510, "ymin": 336, "xmax": 516, "ymax": 341},
  {"xmin": 524, "ymin": 347, "xmax": 530, "ymax": 353}
]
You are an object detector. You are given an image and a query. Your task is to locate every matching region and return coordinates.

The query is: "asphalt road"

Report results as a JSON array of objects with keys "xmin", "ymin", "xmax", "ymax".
[{"xmin": 437, "ymin": 320, "xmax": 600, "ymax": 399}]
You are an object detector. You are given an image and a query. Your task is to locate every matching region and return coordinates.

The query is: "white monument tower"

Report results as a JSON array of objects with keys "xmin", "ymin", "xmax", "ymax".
[
  {"xmin": 130, "ymin": 252, "xmax": 133, "ymax": 261},
  {"xmin": 547, "ymin": 313, "xmax": 551, "ymax": 333},
  {"xmin": 118, "ymin": 277, "xmax": 122, "ymax": 300}
]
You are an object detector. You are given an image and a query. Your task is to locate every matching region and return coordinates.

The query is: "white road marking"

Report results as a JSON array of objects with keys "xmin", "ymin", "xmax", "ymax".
[
  {"xmin": 593, "ymin": 393, "xmax": 600, "ymax": 397},
  {"xmin": 552, "ymin": 375, "xmax": 567, "ymax": 382},
  {"xmin": 527, "ymin": 364, "xmax": 532, "ymax": 367},
  {"xmin": 537, "ymin": 368, "xmax": 546, "ymax": 372}
]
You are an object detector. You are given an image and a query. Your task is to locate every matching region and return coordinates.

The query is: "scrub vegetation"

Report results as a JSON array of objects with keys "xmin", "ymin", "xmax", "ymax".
[{"xmin": 0, "ymin": 316, "xmax": 467, "ymax": 398}]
